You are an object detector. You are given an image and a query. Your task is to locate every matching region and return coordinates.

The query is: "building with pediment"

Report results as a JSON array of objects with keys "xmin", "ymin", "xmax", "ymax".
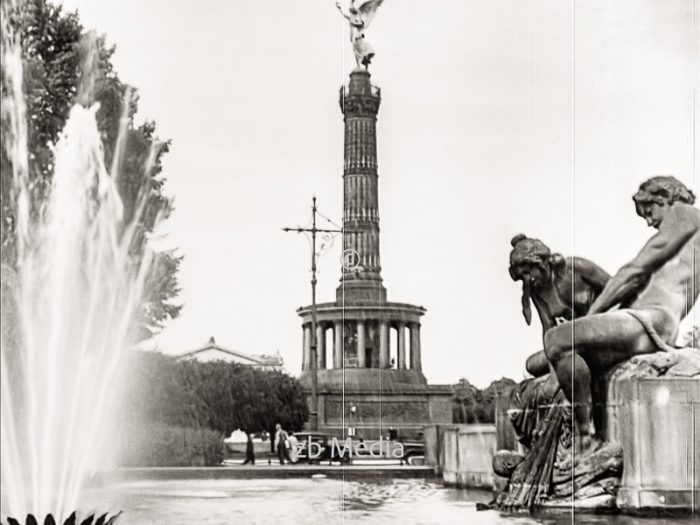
[{"xmin": 177, "ymin": 336, "xmax": 284, "ymax": 371}]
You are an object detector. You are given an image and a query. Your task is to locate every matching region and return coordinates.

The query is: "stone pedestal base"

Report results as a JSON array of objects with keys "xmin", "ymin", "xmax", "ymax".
[
  {"xmin": 491, "ymin": 349, "xmax": 700, "ymax": 514},
  {"xmin": 606, "ymin": 350, "xmax": 700, "ymax": 513},
  {"xmin": 441, "ymin": 424, "xmax": 497, "ymax": 489},
  {"xmin": 301, "ymin": 369, "xmax": 452, "ymax": 439}
]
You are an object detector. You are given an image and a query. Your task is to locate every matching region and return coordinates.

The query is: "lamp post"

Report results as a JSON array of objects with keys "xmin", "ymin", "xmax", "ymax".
[{"xmin": 349, "ymin": 403, "xmax": 357, "ymax": 438}]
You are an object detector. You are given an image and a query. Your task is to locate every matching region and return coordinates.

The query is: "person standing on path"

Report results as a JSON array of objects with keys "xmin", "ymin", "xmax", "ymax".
[
  {"xmin": 274, "ymin": 423, "xmax": 289, "ymax": 465},
  {"xmin": 242, "ymin": 432, "xmax": 255, "ymax": 465}
]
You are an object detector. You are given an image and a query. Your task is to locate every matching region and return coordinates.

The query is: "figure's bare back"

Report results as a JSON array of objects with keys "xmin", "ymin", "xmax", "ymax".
[{"xmin": 632, "ymin": 204, "xmax": 700, "ymax": 326}]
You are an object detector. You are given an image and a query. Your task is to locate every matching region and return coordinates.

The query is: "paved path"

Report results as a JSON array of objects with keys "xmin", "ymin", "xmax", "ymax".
[{"xmin": 99, "ymin": 464, "xmax": 438, "ymax": 482}]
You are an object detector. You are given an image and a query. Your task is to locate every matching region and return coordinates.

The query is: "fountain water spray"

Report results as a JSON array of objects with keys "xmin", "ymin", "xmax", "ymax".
[{"xmin": 1, "ymin": 1, "xmax": 161, "ymax": 519}]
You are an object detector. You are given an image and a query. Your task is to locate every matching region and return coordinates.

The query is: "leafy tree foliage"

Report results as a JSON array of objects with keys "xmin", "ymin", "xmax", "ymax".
[
  {"xmin": 122, "ymin": 351, "xmax": 309, "ymax": 437},
  {"xmin": 452, "ymin": 377, "xmax": 516, "ymax": 424},
  {"xmin": 1, "ymin": 0, "xmax": 180, "ymax": 337}
]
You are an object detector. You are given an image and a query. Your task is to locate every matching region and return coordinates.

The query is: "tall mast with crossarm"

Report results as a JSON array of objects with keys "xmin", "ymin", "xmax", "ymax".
[{"xmin": 283, "ymin": 197, "xmax": 342, "ymax": 431}]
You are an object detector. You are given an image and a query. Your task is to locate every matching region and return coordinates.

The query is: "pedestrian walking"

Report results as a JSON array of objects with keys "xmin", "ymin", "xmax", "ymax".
[{"xmin": 287, "ymin": 432, "xmax": 299, "ymax": 464}]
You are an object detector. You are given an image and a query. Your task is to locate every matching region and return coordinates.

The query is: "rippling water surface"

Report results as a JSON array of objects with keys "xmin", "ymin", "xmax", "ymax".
[{"xmin": 79, "ymin": 478, "xmax": 694, "ymax": 525}]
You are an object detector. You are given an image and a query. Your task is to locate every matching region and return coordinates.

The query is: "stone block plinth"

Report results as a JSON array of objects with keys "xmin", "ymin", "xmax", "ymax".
[
  {"xmin": 607, "ymin": 374, "xmax": 700, "ymax": 512},
  {"xmin": 441, "ymin": 424, "xmax": 496, "ymax": 489}
]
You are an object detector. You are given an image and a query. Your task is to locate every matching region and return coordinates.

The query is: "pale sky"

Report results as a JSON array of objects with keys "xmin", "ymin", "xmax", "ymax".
[{"xmin": 59, "ymin": 0, "xmax": 698, "ymax": 387}]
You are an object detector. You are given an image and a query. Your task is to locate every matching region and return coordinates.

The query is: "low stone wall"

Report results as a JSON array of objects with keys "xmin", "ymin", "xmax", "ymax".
[
  {"xmin": 422, "ymin": 424, "xmax": 441, "ymax": 468},
  {"xmin": 440, "ymin": 424, "xmax": 496, "ymax": 489},
  {"xmin": 607, "ymin": 372, "xmax": 700, "ymax": 512}
]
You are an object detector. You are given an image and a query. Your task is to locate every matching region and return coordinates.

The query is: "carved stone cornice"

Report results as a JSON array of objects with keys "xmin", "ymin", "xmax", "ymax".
[{"xmin": 340, "ymin": 94, "xmax": 381, "ymax": 118}]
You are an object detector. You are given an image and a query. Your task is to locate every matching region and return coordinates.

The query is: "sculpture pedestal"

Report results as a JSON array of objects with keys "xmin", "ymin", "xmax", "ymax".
[
  {"xmin": 491, "ymin": 349, "xmax": 699, "ymax": 514},
  {"xmin": 440, "ymin": 424, "xmax": 497, "ymax": 489},
  {"xmin": 606, "ymin": 352, "xmax": 700, "ymax": 513}
]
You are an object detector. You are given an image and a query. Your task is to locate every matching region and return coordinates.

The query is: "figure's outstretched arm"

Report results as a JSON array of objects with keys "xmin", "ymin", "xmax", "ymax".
[{"xmin": 589, "ymin": 208, "xmax": 698, "ymax": 314}]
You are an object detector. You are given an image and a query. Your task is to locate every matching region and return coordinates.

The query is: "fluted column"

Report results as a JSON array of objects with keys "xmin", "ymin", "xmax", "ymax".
[
  {"xmin": 333, "ymin": 321, "xmax": 343, "ymax": 369},
  {"xmin": 337, "ymin": 70, "xmax": 386, "ymax": 304},
  {"xmin": 357, "ymin": 320, "xmax": 366, "ymax": 368},
  {"xmin": 397, "ymin": 323, "xmax": 406, "ymax": 370},
  {"xmin": 410, "ymin": 323, "xmax": 422, "ymax": 371},
  {"xmin": 379, "ymin": 321, "xmax": 390, "ymax": 369},
  {"xmin": 303, "ymin": 324, "xmax": 311, "ymax": 370},
  {"xmin": 317, "ymin": 324, "xmax": 326, "ymax": 369}
]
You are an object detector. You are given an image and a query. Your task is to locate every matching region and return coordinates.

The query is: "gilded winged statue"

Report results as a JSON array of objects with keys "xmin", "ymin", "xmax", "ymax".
[{"xmin": 335, "ymin": 0, "xmax": 384, "ymax": 69}]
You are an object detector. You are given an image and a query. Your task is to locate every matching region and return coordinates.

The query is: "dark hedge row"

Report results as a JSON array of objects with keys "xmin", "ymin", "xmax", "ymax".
[{"xmin": 114, "ymin": 351, "xmax": 308, "ymax": 465}]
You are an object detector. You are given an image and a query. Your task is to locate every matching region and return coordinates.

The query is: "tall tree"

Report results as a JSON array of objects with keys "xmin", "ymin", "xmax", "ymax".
[{"xmin": 1, "ymin": 0, "xmax": 181, "ymax": 336}]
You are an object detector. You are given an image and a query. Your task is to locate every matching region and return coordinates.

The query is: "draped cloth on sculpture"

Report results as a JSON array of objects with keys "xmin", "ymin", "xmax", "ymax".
[
  {"xmin": 352, "ymin": 36, "xmax": 375, "ymax": 66},
  {"xmin": 499, "ymin": 377, "xmax": 569, "ymax": 510}
]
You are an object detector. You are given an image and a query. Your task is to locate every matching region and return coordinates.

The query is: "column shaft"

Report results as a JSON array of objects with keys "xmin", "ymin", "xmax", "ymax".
[
  {"xmin": 317, "ymin": 324, "xmax": 326, "ymax": 369},
  {"xmin": 410, "ymin": 323, "xmax": 422, "ymax": 371},
  {"xmin": 357, "ymin": 321, "xmax": 366, "ymax": 368},
  {"xmin": 379, "ymin": 321, "xmax": 390, "ymax": 368},
  {"xmin": 303, "ymin": 324, "xmax": 311, "ymax": 370},
  {"xmin": 397, "ymin": 323, "xmax": 406, "ymax": 370},
  {"xmin": 334, "ymin": 321, "xmax": 343, "ymax": 369}
]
